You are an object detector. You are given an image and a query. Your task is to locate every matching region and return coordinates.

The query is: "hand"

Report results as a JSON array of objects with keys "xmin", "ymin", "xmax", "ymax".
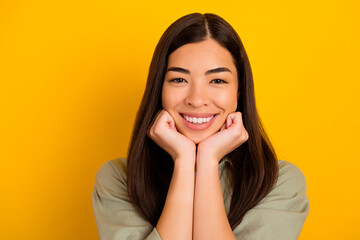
[
  {"xmin": 148, "ymin": 110, "xmax": 196, "ymax": 161},
  {"xmin": 197, "ymin": 112, "xmax": 249, "ymax": 163}
]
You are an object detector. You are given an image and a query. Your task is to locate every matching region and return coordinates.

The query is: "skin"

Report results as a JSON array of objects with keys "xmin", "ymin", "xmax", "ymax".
[
  {"xmin": 148, "ymin": 38, "xmax": 249, "ymax": 240},
  {"xmin": 162, "ymin": 37, "xmax": 238, "ymax": 144}
]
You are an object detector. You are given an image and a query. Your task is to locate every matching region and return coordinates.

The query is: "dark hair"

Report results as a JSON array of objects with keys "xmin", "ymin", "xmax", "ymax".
[{"xmin": 127, "ymin": 13, "xmax": 279, "ymax": 229}]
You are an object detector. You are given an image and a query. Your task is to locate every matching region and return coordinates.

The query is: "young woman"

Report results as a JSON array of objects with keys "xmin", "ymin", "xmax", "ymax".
[{"xmin": 92, "ymin": 13, "xmax": 309, "ymax": 240}]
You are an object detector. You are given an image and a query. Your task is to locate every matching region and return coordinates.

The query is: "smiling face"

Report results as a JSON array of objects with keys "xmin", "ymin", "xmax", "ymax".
[{"xmin": 162, "ymin": 38, "xmax": 239, "ymax": 144}]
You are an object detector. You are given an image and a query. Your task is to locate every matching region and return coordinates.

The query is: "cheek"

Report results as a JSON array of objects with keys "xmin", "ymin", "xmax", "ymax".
[
  {"xmin": 161, "ymin": 87, "xmax": 182, "ymax": 111},
  {"xmin": 214, "ymin": 92, "xmax": 238, "ymax": 112}
]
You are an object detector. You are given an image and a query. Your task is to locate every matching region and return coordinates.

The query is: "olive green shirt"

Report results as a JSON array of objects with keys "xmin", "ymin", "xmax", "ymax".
[{"xmin": 92, "ymin": 158, "xmax": 309, "ymax": 240}]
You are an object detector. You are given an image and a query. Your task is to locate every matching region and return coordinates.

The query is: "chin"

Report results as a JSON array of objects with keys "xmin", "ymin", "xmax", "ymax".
[{"xmin": 185, "ymin": 133, "xmax": 209, "ymax": 144}]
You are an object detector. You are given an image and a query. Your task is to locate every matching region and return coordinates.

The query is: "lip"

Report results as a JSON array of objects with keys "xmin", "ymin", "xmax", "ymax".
[
  {"xmin": 181, "ymin": 112, "xmax": 216, "ymax": 118},
  {"xmin": 179, "ymin": 113, "xmax": 217, "ymax": 131}
]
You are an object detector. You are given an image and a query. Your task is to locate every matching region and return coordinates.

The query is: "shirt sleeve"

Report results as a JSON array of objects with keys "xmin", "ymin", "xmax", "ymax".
[
  {"xmin": 92, "ymin": 159, "xmax": 162, "ymax": 240},
  {"xmin": 232, "ymin": 161, "xmax": 310, "ymax": 240}
]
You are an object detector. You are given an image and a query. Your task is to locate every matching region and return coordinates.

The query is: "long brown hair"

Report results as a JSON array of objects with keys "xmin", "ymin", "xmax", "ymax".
[{"xmin": 127, "ymin": 13, "xmax": 278, "ymax": 230}]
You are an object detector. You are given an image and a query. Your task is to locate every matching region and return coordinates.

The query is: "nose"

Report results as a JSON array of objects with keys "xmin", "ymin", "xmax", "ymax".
[{"xmin": 184, "ymin": 84, "xmax": 209, "ymax": 107}]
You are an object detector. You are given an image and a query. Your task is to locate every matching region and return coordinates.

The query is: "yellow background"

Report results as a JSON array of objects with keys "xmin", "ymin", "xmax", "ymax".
[{"xmin": 1, "ymin": 0, "xmax": 359, "ymax": 239}]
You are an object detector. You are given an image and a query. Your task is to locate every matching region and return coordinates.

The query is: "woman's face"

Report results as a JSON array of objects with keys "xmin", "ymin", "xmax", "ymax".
[{"xmin": 162, "ymin": 38, "xmax": 238, "ymax": 144}]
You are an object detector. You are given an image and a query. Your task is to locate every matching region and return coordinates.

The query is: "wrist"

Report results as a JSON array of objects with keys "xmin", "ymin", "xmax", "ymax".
[
  {"xmin": 173, "ymin": 144, "xmax": 196, "ymax": 160},
  {"xmin": 196, "ymin": 148, "xmax": 221, "ymax": 165},
  {"xmin": 174, "ymin": 154, "xmax": 196, "ymax": 169},
  {"xmin": 196, "ymin": 154, "xmax": 219, "ymax": 170}
]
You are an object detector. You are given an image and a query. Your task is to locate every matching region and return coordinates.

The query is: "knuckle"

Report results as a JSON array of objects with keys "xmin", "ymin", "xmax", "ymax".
[
  {"xmin": 244, "ymin": 131, "xmax": 249, "ymax": 141},
  {"xmin": 148, "ymin": 129, "xmax": 154, "ymax": 138},
  {"xmin": 152, "ymin": 126, "xmax": 161, "ymax": 136},
  {"xmin": 237, "ymin": 129, "xmax": 249, "ymax": 142}
]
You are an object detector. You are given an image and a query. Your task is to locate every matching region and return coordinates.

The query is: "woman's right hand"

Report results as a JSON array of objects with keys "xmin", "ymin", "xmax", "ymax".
[{"xmin": 148, "ymin": 110, "xmax": 196, "ymax": 161}]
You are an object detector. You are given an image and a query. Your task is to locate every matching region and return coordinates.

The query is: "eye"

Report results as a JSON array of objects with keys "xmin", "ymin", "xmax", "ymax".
[
  {"xmin": 170, "ymin": 78, "xmax": 187, "ymax": 83},
  {"xmin": 210, "ymin": 79, "xmax": 227, "ymax": 84}
]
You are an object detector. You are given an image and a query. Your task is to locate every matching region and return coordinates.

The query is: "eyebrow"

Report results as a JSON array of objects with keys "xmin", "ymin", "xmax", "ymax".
[{"xmin": 166, "ymin": 67, "xmax": 232, "ymax": 75}]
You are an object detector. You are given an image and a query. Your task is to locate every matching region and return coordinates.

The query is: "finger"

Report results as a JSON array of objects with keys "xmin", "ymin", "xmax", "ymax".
[
  {"xmin": 148, "ymin": 109, "xmax": 163, "ymax": 135},
  {"xmin": 226, "ymin": 114, "xmax": 233, "ymax": 128},
  {"xmin": 226, "ymin": 111, "xmax": 239, "ymax": 128},
  {"xmin": 220, "ymin": 122, "xmax": 226, "ymax": 131},
  {"xmin": 161, "ymin": 110, "xmax": 177, "ymax": 131},
  {"xmin": 228, "ymin": 112, "xmax": 248, "ymax": 141},
  {"xmin": 167, "ymin": 116, "xmax": 177, "ymax": 131},
  {"xmin": 227, "ymin": 112, "xmax": 244, "ymax": 127}
]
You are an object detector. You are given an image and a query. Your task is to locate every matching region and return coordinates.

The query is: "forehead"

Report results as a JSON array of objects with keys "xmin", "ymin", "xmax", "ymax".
[{"xmin": 167, "ymin": 39, "xmax": 236, "ymax": 72}]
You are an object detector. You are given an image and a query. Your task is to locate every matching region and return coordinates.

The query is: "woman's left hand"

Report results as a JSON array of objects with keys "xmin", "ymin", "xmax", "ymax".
[{"xmin": 197, "ymin": 112, "xmax": 249, "ymax": 163}]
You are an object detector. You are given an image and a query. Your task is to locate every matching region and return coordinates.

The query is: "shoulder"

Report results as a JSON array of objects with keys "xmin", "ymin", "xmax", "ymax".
[
  {"xmin": 274, "ymin": 160, "xmax": 307, "ymax": 195},
  {"xmin": 232, "ymin": 161, "xmax": 309, "ymax": 239},
  {"xmin": 251, "ymin": 160, "xmax": 309, "ymax": 216},
  {"xmin": 93, "ymin": 158, "xmax": 128, "ymax": 199},
  {"xmin": 92, "ymin": 158, "xmax": 161, "ymax": 239},
  {"xmin": 254, "ymin": 160, "xmax": 309, "ymax": 214},
  {"xmin": 95, "ymin": 158, "xmax": 127, "ymax": 181}
]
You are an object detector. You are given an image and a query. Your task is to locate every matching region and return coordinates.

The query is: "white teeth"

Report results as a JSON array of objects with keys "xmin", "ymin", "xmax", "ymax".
[{"xmin": 183, "ymin": 115, "xmax": 214, "ymax": 124}]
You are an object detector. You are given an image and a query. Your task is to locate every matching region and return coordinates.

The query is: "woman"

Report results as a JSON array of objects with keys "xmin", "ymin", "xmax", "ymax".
[{"xmin": 92, "ymin": 13, "xmax": 309, "ymax": 240}]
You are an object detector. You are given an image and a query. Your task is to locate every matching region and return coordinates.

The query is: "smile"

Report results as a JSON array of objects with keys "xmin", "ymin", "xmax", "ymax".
[
  {"xmin": 182, "ymin": 114, "xmax": 215, "ymax": 124},
  {"xmin": 180, "ymin": 113, "xmax": 217, "ymax": 131}
]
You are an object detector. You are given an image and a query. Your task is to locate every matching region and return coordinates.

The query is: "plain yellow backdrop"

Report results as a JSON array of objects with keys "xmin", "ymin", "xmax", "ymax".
[{"xmin": 1, "ymin": 0, "xmax": 359, "ymax": 239}]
